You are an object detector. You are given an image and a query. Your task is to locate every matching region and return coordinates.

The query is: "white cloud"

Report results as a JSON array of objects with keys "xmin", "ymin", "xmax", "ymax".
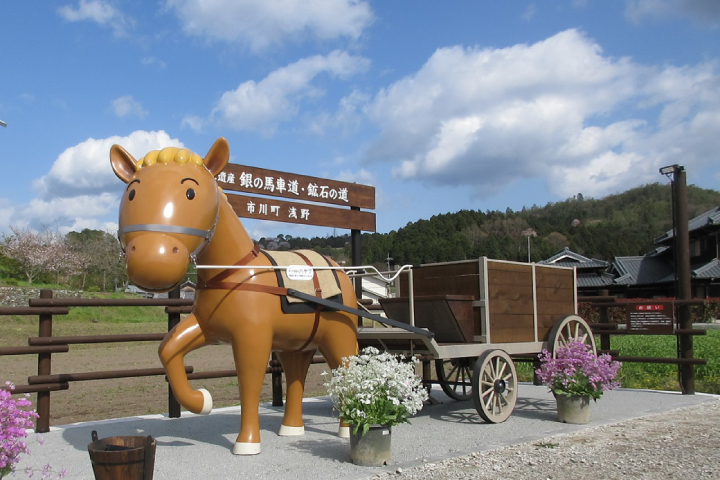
[
  {"xmin": 165, "ymin": 0, "xmax": 373, "ymax": 52},
  {"xmin": 0, "ymin": 199, "xmax": 14, "ymax": 234},
  {"xmin": 57, "ymin": 0, "xmax": 133, "ymax": 36},
  {"xmin": 32, "ymin": 130, "xmax": 183, "ymax": 201},
  {"xmin": 18, "ymin": 194, "xmax": 121, "ymax": 234},
  {"xmin": 141, "ymin": 57, "xmax": 167, "ymax": 69},
  {"xmin": 337, "ymin": 168, "xmax": 375, "ymax": 185},
  {"xmin": 205, "ymin": 50, "xmax": 369, "ymax": 135},
  {"xmin": 625, "ymin": 0, "xmax": 720, "ymax": 27},
  {"xmin": 523, "ymin": 4, "xmax": 537, "ymax": 22},
  {"xmin": 307, "ymin": 89, "xmax": 369, "ymax": 136},
  {"xmin": 111, "ymin": 96, "xmax": 148, "ymax": 119},
  {"xmin": 7, "ymin": 130, "xmax": 185, "ymax": 234},
  {"xmin": 364, "ymin": 28, "xmax": 720, "ymax": 200}
]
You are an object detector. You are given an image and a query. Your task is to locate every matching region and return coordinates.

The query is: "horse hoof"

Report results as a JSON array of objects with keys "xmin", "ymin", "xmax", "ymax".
[
  {"xmin": 233, "ymin": 442, "xmax": 261, "ymax": 455},
  {"xmin": 199, "ymin": 388, "xmax": 213, "ymax": 415},
  {"xmin": 278, "ymin": 425, "xmax": 305, "ymax": 436},
  {"xmin": 338, "ymin": 425, "xmax": 350, "ymax": 438}
]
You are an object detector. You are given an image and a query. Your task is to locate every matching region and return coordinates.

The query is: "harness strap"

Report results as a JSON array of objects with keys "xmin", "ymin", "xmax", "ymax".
[
  {"xmin": 290, "ymin": 251, "xmax": 323, "ymax": 352},
  {"xmin": 197, "ymin": 248, "xmax": 325, "ymax": 353},
  {"xmin": 292, "ymin": 251, "xmax": 322, "ymax": 297},
  {"xmin": 196, "ymin": 282, "xmax": 289, "ymax": 296},
  {"xmin": 200, "ymin": 243, "xmax": 261, "ymax": 287}
]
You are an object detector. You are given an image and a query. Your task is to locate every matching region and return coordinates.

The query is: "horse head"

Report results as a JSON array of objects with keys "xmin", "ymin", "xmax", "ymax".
[{"xmin": 110, "ymin": 138, "xmax": 230, "ymax": 292}]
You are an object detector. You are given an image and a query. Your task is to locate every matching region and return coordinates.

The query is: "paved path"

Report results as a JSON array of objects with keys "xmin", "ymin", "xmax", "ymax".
[{"xmin": 18, "ymin": 385, "xmax": 717, "ymax": 479}]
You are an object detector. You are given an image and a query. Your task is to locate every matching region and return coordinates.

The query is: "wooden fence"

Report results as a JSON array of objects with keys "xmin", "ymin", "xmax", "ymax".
[
  {"xmin": 0, "ymin": 288, "xmax": 291, "ymax": 433},
  {"xmin": 0, "ymin": 289, "xmax": 710, "ymax": 432},
  {"xmin": 578, "ymin": 295, "xmax": 708, "ymax": 394}
]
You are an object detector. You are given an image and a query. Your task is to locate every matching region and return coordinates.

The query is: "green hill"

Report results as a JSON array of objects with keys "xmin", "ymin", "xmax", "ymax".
[{"xmin": 265, "ymin": 182, "xmax": 720, "ymax": 268}]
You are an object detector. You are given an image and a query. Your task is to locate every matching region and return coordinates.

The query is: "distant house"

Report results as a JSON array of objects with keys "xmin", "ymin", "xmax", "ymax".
[
  {"xmin": 538, "ymin": 247, "xmax": 613, "ymax": 296},
  {"xmin": 180, "ymin": 280, "xmax": 196, "ymax": 300},
  {"xmin": 610, "ymin": 206, "xmax": 720, "ymax": 298},
  {"xmin": 125, "ymin": 279, "xmax": 196, "ymax": 299},
  {"xmin": 361, "ymin": 275, "xmax": 392, "ymax": 304},
  {"xmin": 124, "ymin": 284, "xmax": 154, "ymax": 298}
]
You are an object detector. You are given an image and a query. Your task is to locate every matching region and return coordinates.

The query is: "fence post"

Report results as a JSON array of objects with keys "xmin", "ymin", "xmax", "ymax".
[
  {"xmin": 35, "ymin": 289, "xmax": 53, "ymax": 433},
  {"xmin": 271, "ymin": 353, "xmax": 284, "ymax": 407},
  {"xmin": 598, "ymin": 289, "xmax": 611, "ymax": 353},
  {"xmin": 672, "ymin": 167, "xmax": 694, "ymax": 394},
  {"xmin": 167, "ymin": 287, "xmax": 182, "ymax": 417}
]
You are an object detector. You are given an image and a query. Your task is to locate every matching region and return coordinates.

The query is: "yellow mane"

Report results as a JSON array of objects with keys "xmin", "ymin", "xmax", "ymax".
[{"xmin": 138, "ymin": 147, "xmax": 205, "ymax": 168}]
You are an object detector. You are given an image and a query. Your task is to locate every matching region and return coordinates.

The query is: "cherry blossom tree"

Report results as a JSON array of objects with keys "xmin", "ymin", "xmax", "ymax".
[{"xmin": 1, "ymin": 226, "xmax": 81, "ymax": 284}]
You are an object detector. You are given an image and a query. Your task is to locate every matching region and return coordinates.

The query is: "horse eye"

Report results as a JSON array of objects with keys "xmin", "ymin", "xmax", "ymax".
[
  {"xmin": 186, "ymin": 188, "xmax": 196, "ymax": 200},
  {"xmin": 128, "ymin": 190, "xmax": 136, "ymax": 201}
]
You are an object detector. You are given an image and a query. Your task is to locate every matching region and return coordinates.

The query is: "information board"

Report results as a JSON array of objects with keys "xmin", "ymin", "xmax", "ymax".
[{"xmin": 626, "ymin": 302, "xmax": 675, "ymax": 334}]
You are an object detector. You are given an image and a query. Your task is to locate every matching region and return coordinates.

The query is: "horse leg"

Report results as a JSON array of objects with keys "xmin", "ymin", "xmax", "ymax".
[
  {"xmin": 318, "ymin": 319, "xmax": 358, "ymax": 439},
  {"xmin": 158, "ymin": 314, "xmax": 213, "ymax": 414},
  {"xmin": 231, "ymin": 335, "xmax": 272, "ymax": 455},
  {"xmin": 276, "ymin": 349, "xmax": 315, "ymax": 436}
]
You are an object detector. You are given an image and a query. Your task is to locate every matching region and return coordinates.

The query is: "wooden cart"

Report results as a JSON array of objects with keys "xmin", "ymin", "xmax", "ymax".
[{"xmin": 354, "ymin": 257, "xmax": 596, "ymax": 423}]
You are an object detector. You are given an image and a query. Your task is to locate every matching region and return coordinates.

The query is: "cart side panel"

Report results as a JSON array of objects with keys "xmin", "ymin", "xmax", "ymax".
[
  {"xmin": 398, "ymin": 261, "xmax": 482, "ymax": 338},
  {"xmin": 380, "ymin": 296, "xmax": 475, "ymax": 343},
  {"xmin": 486, "ymin": 261, "xmax": 535, "ymax": 343},
  {"xmin": 534, "ymin": 265, "xmax": 576, "ymax": 341},
  {"xmin": 398, "ymin": 261, "xmax": 479, "ymax": 297}
]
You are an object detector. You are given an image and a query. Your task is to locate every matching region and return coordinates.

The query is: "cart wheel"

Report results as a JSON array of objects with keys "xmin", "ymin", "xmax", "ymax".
[
  {"xmin": 472, "ymin": 350, "xmax": 517, "ymax": 423},
  {"xmin": 435, "ymin": 358, "xmax": 474, "ymax": 400},
  {"xmin": 547, "ymin": 315, "xmax": 596, "ymax": 357}
]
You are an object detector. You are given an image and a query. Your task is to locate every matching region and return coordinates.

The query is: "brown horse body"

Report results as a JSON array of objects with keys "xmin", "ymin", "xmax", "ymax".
[{"xmin": 110, "ymin": 138, "xmax": 358, "ymax": 455}]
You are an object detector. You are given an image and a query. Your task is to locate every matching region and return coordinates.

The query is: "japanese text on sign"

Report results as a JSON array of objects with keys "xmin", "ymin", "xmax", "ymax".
[
  {"xmin": 217, "ymin": 171, "xmax": 349, "ymax": 204},
  {"xmin": 244, "ymin": 200, "xmax": 311, "ymax": 222},
  {"xmin": 626, "ymin": 303, "xmax": 674, "ymax": 334}
]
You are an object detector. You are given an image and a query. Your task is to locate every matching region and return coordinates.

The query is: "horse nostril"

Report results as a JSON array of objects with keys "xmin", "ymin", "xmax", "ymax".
[
  {"xmin": 131, "ymin": 246, "xmax": 136, "ymax": 252},
  {"xmin": 173, "ymin": 247, "xmax": 179, "ymax": 254}
]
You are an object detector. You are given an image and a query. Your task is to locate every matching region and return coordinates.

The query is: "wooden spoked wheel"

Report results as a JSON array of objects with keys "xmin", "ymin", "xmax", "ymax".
[
  {"xmin": 435, "ymin": 358, "xmax": 474, "ymax": 401},
  {"xmin": 547, "ymin": 315, "xmax": 596, "ymax": 357},
  {"xmin": 471, "ymin": 350, "xmax": 517, "ymax": 423}
]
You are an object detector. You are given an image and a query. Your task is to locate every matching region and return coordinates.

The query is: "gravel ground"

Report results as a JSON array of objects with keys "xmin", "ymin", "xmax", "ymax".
[{"xmin": 370, "ymin": 398, "xmax": 720, "ymax": 480}]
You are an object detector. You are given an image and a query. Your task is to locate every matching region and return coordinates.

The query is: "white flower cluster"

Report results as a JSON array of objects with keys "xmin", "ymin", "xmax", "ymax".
[{"xmin": 324, "ymin": 347, "xmax": 428, "ymax": 433}]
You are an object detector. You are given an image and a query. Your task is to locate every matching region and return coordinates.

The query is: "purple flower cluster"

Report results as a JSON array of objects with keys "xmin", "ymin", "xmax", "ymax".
[
  {"xmin": 536, "ymin": 341, "xmax": 622, "ymax": 400},
  {"xmin": 1, "ymin": 383, "xmax": 39, "ymax": 478}
]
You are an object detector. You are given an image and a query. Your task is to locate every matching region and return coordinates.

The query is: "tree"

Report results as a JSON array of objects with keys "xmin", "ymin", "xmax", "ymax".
[
  {"xmin": 1, "ymin": 226, "xmax": 81, "ymax": 284},
  {"xmin": 66, "ymin": 229, "xmax": 126, "ymax": 290}
]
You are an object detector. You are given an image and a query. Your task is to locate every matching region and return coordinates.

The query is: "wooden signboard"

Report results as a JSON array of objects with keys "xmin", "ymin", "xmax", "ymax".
[
  {"xmin": 225, "ymin": 193, "xmax": 376, "ymax": 232},
  {"xmin": 626, "ymin": 302, "xmax": 675, "ymax": 334},
  {"xmin": 217, "ymin": 163, "xmax": 376, "ymax": 232}
]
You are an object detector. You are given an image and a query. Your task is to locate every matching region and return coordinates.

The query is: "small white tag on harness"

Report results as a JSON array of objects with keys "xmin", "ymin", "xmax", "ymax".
[{"xmin": 286, "ymin": 265, "xmax": 314, "ymax": 281}]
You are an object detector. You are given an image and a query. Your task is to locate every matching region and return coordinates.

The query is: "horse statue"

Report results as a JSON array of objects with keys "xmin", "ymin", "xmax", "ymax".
[{"xmin": 110, "ymin": 137, "xmax": 359, "ymax": 455}]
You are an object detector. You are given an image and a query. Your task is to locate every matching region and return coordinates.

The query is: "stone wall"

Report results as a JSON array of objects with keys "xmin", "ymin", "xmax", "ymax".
[{"xmin": 0, "ymin": 286, "xmax": 83, "ymax": 308}]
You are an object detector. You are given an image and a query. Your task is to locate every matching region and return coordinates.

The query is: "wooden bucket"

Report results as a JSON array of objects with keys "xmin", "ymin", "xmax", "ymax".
[{"xmin": 87, "ymin": 430, "xmax": 156, "ymax": 480}]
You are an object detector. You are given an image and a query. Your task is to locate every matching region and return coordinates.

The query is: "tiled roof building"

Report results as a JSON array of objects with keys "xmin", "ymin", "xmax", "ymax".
[{"xmin": 539, "ymin": 206, "xmax": 720, "ymax": 298}]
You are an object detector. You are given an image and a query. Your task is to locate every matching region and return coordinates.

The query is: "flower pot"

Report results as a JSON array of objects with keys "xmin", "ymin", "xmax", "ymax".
[
  {"xmin": 349, "ymin": 425, "xmax": 392, "ymax": 466},
  {"xmin": 87, "ymin": 430, "xmax": 156, "ymax": 480},
  {"xmin": 555, "ymin": 394, "xmax": 591, "ymax": 424}
]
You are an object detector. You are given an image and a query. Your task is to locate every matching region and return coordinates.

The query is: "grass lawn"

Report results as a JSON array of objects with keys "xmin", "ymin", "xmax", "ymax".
[{"xmin": 515, "ymin": 329, "xmax": 720, "ymax": 394}]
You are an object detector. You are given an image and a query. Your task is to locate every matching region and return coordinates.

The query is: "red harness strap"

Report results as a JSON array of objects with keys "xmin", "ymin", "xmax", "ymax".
[
  {"xmin": 289, "ymin": 251, "xmax": 323, "ymax": 352},
  {"xmin": 196, "ymin": 246, "xmax": 325, "ymax": 353},
  {"xmin": 200, "ymin": 243, "xmax": 261, "ymax": 287}
]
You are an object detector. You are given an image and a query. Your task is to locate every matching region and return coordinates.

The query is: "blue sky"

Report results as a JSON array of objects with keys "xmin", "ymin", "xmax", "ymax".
[{"xmin": 1, "ymin": 0, "xmax": 719, "ymax": 240}]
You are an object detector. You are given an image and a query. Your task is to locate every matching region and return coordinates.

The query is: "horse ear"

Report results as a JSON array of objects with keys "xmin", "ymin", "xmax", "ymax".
[
  {"xmin": 204, "ymin": 137, "xmax": 230, "ymax": 176},
  {"xmin": 110, "ymin": 145, "xmax": 139, "ymax": 183}
]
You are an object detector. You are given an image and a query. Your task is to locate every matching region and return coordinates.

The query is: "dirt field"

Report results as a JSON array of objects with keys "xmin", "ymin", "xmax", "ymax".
[{"xmin": 0, "ymin": 320, "xmax": 331, "ymax": 426}]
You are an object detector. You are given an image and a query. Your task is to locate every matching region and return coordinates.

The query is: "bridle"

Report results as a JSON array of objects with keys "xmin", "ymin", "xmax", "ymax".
[{"xmin": 117, "ymin": 188, "xmax": 221, "ymax": 261}]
